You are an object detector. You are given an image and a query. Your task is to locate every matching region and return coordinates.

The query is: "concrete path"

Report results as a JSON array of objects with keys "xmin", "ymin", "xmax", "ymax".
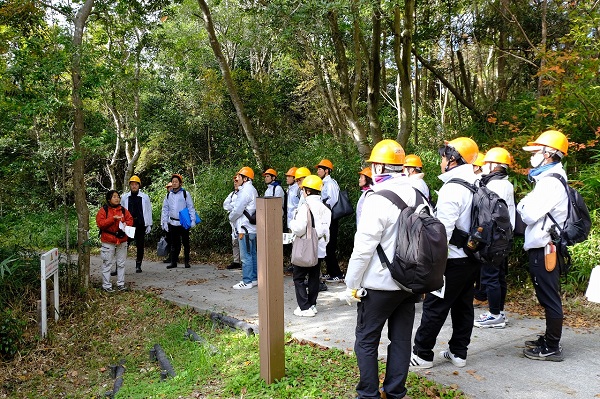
[{"xmin": 91, "ymin": 257, "xmax": 600, "ymax": 399}]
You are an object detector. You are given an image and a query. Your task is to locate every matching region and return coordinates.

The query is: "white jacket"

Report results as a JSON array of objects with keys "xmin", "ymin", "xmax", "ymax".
[
  {"xmin": 121, "ymin": 190, "xmax": 152, "ymax": 227},
  {"xmin": 321, "ymin": 175, "xmax": 340, "ymax": 209},
  {"xmin": 161, "ymin": 189, "xmax": 196, "ymax": 228},
  {"xmin": 289, "ymin": 195, "xmax": 331, "ymax": 259},
  {"xmin": 345, "ymin": 174, "xmax": 418, "ymax": 291},
  {"xmin": 223, "ymin": 190, "xmax": 238, "ymax": 237},
  {"xmin": 286, "ymin": 183, "xmax": 300, "ymax": 227},
  {"xmin": 517, "ymin": 163, "xmax": 568, "ymax": 250},
  {"xmin": 355, "ymin": 188, "xmax": 370, "ymax": 225},
  {"xmin": 436, "ymin": 163, "xmax": 478, "ymax": 259},
  {"xmin": 485, "ymin": 176, "xmax": 516, "ymax": 228},
  {"xmin": 229, "ymin": 180, "xmax": 258, "ymax": 234},
  {"xmin": 264, "ymin": 183, "xmax": 285, "ymax": 199},
  {"xmin": 409, "ymin": 173, "xmax": 430, "ymax": 201}
]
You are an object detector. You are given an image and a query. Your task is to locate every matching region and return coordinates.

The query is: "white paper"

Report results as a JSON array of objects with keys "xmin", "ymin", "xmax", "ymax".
[
  {"xmin": 430, "ymin": 275, "xmax": 446, "ymax": 299},
  {"xmin": 282, "ymin": 233, "xmax": 296, "ymax": 245},
  {"xmin": 119, "ymin": 221, "xmax": 136, "ymax": 238}
]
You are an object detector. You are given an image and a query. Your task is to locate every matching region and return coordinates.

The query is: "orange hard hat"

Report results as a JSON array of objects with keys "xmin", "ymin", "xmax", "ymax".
[
  {"xmin": 404, "ymin": 154, "xmax": 423, "ymax": 168},
  {"xmin": 358, "ymin": 167, "xmax": 372, "ymax": 178},
  {"xmin": 484, "ymin": 147, "xmax": 512, "ymax": 165},
  {"xmin": 171, "ymin": 174, "xmax": 183, "ymax": 183},
  {"xmin": 237, "ymin": 166, "xmax": 255, "ymax": 180},
  {"xmin": 368, "ymin": 139, "xmax": 405, "ymax": 165},
  {"xmin": 295, "ymin": 167, "xmax": 311, "ymax": 180},
  {"xmin": 285, "ymin": 167, "xmax": 298, "ymax": 177},
  {"xmin": 262, "ymin": 168, "xmax": 277, "ymax": 177},
  {"xmin": 524, "ymin": 130, "xmax": 568, "ymax": 155},
  {"xmin": 316, "ymin": 159, "xmax": 334, "ymax": 170},
  {"xmin": 444, "ymin": 137, "xmax": 479, "ymax": 164}
]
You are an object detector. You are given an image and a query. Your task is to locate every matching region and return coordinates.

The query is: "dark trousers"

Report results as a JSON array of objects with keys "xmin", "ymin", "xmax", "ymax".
[
  {"xmin": 528, "ymin": 248, "xmax": 563, "ymax": 349},
  {"xmin": 473, "ymin": 265, "xmax": 487, "ymax": 301},
  {"xmin": 168, "ymin": 224, "xmax": 190, "ymax": 265},
  {"xmin": 131, "ymin": 225, "xmax": 146, "ymax": 262},
  {"xmin": 355, "ymin": 289, "xmax": 416, "ymax": 399},
  {"xmin": 413, "ymin": 257, "xmax": 478, "ymax": 360},
  {"xmin": 324, "ymin": 218, "xmax": 343, "ymax": 277},
  {"xmin": 292, "ymin": 260, "xmax": 321, "ymax": 310},
  {"xmin": 480, "ymin": 258, "xmax": 507, "ymax": 315}
]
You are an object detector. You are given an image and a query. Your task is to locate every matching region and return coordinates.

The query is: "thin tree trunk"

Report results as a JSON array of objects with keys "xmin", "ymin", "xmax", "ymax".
[
  {"xmin": 393, "ymin": 0, "xmax": 414, "ymax": 147},
  {"xmin": 413, "ymin": 53, "xmax": 419, "ymax": 145},
  {"xmin": 71, "ymin": 0, "xmax": 95, "ymax": 291},
  {"xmin": 196, "ymin": 0, "xmax": 265, "ymax": 170},
  {"xmin": 366, "ymin": 0, "xmax": 382, "ymax": 143},
  {"xmin": 537, "ymin": 0, "xmax": 548, "ymax": 101}
]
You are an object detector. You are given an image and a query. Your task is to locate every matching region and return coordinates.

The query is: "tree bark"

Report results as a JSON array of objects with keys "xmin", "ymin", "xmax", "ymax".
[
  {"xmin": 71, "ymin": 0, "xmax": 95, "ymax": 290},
  {"xmin": 393, "ymin": 0, "xmax": 414, "ymax": 147},
  {"xmin": 537, "ymin": 0, "xmax": 548, "ymax": 101},
  {"xmin": 197, "ymin": 0, "xmax": 265, "ymax": 170},
  {"xmin": 366, "ymin": 0, "xmax": 382, "ymax": 143}
]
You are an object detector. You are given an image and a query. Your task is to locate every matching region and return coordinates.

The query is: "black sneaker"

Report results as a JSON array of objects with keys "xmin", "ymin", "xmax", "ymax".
[
  {"xmin": 117, "ymin": 285, "xmax": 128, "ymax": 292},
  {"xmin": 226, "ymin": 262, "xmax": 241, "ymax": 270},
  {"xmin": 184, "ymin": 263, "xmax": 191, "ymax": 269},
  {"xmin": 166, "ymin": 264, "xmax": 177, "ymax": 269},
  {"xmin": 319, "ymin": 282, "xmax": 328, "ymax": 292},
  {"xmin": 524, "ymin": 335, "xmax": 545, "ymax": 348},
  {"xmin": 136, "ymin": 267, "xmax": 142, "ymax": 273},
  {"xmin": 103, "ymin": 287, "xmax": 115, "ymax": 293},
  {"xmin": 110, "ymin": 270, "xmax": 117, "ymax": 276},
  {"xmin": 523, "ymin": 345, "xmax": 564, "ymax": 362}
]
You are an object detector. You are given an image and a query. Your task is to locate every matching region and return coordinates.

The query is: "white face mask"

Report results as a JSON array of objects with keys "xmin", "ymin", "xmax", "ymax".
[
  {"xmin": 481, "ymin": 164, "xmax": 491, "ymax": 175},
  {"xmin": 530, "ymin": 152, "xmax": 545, "ymax": 168}
]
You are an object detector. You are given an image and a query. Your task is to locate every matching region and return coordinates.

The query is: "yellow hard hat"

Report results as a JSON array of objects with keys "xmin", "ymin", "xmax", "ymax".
[
  {"xmin": 285, "ymin": 167, "xmax": 298, "ymax": 177},
  {"xmin": 237, "ymin": 166, "xmax": 255, "ymax": 180},
  {"xmin": 367, "ymin": 139, "xmax": 405, "ymax": 165},
  {"xmin": 316, "ymin": 159, "xmax": 334, "ymax": 170},
  {"xmin": 295, "ymin": 167, "xmax": 311, "ymax": 180},
  {"xmin": 301, "ymin": 175, "xmax": 323, "ymax": 191},
  {"xmin": 404, "ymin": 154, "xmax": 423, "ymax": 168},
  {"xmin": 262, "ymin": 168, "xmax": 277, "ymax": 177},
  {"xmin": 524, "ymin": 130, "xmax": 568, "ymax": 155},
  {"xmin": 358, "ymin": 167, "xmax": 372, "ymax": 178},
  {"xmin": 473, "ymin": 153, "xmax": 485, "ymax": 167},
  {"xmin": 484, "ymin": 147, "xmax": 512, "ymax": 165},
  {"xmin": 445, "ymin": 137, "xmax": 479, "ymax": 164},
  {"xmin": 129, "ymin": 175, "xmax": 141, "ymax": 185}
]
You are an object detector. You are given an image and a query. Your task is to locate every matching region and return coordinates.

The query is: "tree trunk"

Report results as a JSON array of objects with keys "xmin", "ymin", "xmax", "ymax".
[
  {"xmin": 366, "ymin": 0, "xmax": 382, "ymax": 143},
  {"xmin": 393, "ymin": 0, "xmax": 414, "ymax": 147},
  {"xmin": 123, "ymin": 39, "xmax": 142, "ymax": 188},
  {"xmin": 197, "ymin": 0, "xmax": 265, "ymax": 170},
  {"xmin": 537, "ymin": 0, "xmax": 548, "ymax": 101},
  {"xmin": 71, "ymin": 0, "xmax": 95, "ymax": 291},
  {"xmin": 496, "ymin": 0, "xmax": 509, "ymax": 101}
]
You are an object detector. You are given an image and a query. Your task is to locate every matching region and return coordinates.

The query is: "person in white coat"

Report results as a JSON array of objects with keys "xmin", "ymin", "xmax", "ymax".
[
  {"xmin": 119, "ymin": 175, "xmax": 152, "ymax": 273},
  {"xmin": 411, "ymin": 137, "xmax": 480, "ymax": 370},
  {"xmin": 288, "ymin": 175, "xmax": 331, "ymax": 317},
  {"xmin": 404, "ymin": 154, "xmax": 430, "ymax": 203},
  {"xmin": 517, "ymin": 130, "xmax": 570, "ymax": 362},
  {"xmin": 473, "ymin": 147, "xmax": 515, "ymax": 329},
  {"xmin": 285, "ymin": 167, "xmax": 300, "ymax": 229},
  {"xmin": 161, "ymin": 174, "xmax": 197, "ymax": 269},
  {"xmin": 229, "ymin": 167, "xmax": 259, "ymax": 289},
  {"xmin": 223, "ymin": 176, "xmax": 240, "ymax": 270},
  {"xmin": 344, "ymin": 140, "xmax": 419, "ymax": 399}
]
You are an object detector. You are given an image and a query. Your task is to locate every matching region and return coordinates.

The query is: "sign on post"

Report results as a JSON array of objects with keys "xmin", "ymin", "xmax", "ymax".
[{"xmin": 40, "ymin": 248, "xmax": 60, "ymax": 338}]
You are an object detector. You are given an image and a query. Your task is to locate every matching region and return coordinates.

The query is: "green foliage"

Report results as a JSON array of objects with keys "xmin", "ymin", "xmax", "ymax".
[{"xmin": 0, "ymin": 308, "xmax": 25, "ymax": 359}]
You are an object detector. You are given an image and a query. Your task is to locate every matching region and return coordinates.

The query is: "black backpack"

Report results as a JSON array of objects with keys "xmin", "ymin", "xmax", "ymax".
[
  {"xmin": 546, "ymin": 173, "xmax": 591, "ymax": 246},
  {"xmin": 449, "ymin": 179, "xmax": 513, "ymax": 264},
  {"xmin": 374, "ymin": 189, "xmax": 448, "ymax": 294}
]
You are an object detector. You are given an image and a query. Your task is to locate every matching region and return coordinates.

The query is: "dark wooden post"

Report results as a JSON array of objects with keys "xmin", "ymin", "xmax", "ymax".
[{"xmin": 256, "ymin": 197, "xmax": 285, "ymax": 383}]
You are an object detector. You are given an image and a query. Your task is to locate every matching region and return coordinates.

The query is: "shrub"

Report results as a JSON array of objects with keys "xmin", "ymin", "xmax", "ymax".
[{"xmin": 0, "ymin": 309, "xmax": 25, "ymax": 359}]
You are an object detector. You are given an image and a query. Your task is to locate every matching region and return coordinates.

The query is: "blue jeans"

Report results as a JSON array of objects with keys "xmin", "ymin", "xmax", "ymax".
[{"xmin": 239, "ymin": 233, "xmax": 257, "ymax": 284}]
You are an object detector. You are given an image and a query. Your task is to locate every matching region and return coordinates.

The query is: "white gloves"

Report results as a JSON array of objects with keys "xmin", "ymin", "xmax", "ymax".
[
  {"xmin": 340, "ymin": 288, "xmax": 367, "ymax": 306},
  {"xmin": 145, "ymin": 226, "xmax": 151, "ymax": 234}
]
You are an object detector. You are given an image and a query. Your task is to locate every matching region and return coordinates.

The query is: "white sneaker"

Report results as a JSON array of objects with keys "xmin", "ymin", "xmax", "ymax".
[
  {"xmin": 310, "ymin": 305, "xmax": 317, "ymax": 314},
  {"xmin": 409, "ymin": 353, "xmax": 433, "ymax": 369},
  {"xmin": 293, "ymin": 306, "xmax": 315, "ymax": 317},
  {"xmin": 440, "ymin": 350, "xmax": 466, "ymax": 367},
  {"xmin": 233, "ymin": 281, "xmax": 253, "ymax": 290},
  {"xmin": 252, "ymin": 280, "xmax": 258, "ymax": 286},
  {"xmin": 474, "ymin": 312, "xmax": 506, "ymax": 329}
]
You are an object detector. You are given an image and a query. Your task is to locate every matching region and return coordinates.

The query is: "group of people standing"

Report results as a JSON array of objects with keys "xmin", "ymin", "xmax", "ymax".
[{"xmin": 343, "ymin": 130, "xmax": 570, "ymax": 399}]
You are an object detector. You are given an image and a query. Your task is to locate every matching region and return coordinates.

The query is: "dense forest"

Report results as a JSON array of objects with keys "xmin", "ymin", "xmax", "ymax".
[{"xmin": 1, "ymin": 0, "xmax": 599, "ymax": 300}]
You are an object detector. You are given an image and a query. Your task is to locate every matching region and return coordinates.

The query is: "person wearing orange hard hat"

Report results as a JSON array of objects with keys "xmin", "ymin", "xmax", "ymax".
[
  {"xmin": 355, "ymin": 166, "xmax": 373, "ymax": 224},
  {"xmin": 161, "ymin": 174, "xmax": 197, "ymax": 270},
  {"xmin": 404, "ymin": 154, "xmax": 430, "ymax": 203},
  {"xmin": 262, "ymin": 168, "xmax": 285, "ymax": 199},
  {"xmin": 411, "ymin": 137, "xmax": 480, "ymax": 370},
  {"xmin": 472, "ymin": 147, "xmax": 516, "ymax": 329},
  {"xmin": 223, "ymin": 175, "xmax": 241, "ymax": 270},
  {"xmin": 472, "ymin": 153, "xmax": 485, "ymax": 175},
  {"xmin": 316, "ymin": 159, "xmax": 344, "ymax": 283},
  {"xmin": 517, "ymin": 130, "xmax": 570, "ymax": 362},
  {"xmin": 120, "ymin": 175, "xmax": 153, "ymax": 274},
  {"xmin": 230, "ymin": 167, "xmax": 259, "ymax": 290}
]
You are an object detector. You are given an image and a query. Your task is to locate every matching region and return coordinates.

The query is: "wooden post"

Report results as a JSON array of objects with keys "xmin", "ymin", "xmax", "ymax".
[{"xmin": 256, "ymin": 197, "xmax": 285, "ymax": 383}]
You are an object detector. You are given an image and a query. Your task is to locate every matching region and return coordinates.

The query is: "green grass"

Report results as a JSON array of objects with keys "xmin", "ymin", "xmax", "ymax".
[{"xmin": 0, "ymin": 290, "xmax": 465, "ymax": 399}]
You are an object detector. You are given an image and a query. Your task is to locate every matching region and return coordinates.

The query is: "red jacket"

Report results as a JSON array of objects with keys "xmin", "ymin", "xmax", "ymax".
[{"xmin": 96, "ymin": 205, "xmax": 134, "ymax": 245}]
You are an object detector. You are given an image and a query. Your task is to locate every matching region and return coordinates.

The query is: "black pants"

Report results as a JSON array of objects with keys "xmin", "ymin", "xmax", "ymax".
[
  {"xmin": 355, "ymin": 289, "xmax": 416, "ymax": 399},
  {"xmin": 473, "ymin": 265, "xmax": 487, "ymax": 301},
  {"xmin": 130, "ymin": 225, "xmax": 146, "ymax": 262},
  {"xmin": 413, "ymin": 257, "xmax": 478, "ymax": 360},
  {"xmin": 480, "ymin": 258, "xmax": 507, "ymax": 315},
  {"xmin": 168, "ymin": 224, "xmax": 190, "ymax": 265},
  {"xmin": 292, "ymin": 260, "xmax": 321, "ymax": 310},
  {"xmin": 528, "ymin": 248, "xmax": 563, "ymax": 349},
  {"xmin": 324, "ymin": 218, "xmax": 343, "ymax": 277}
]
